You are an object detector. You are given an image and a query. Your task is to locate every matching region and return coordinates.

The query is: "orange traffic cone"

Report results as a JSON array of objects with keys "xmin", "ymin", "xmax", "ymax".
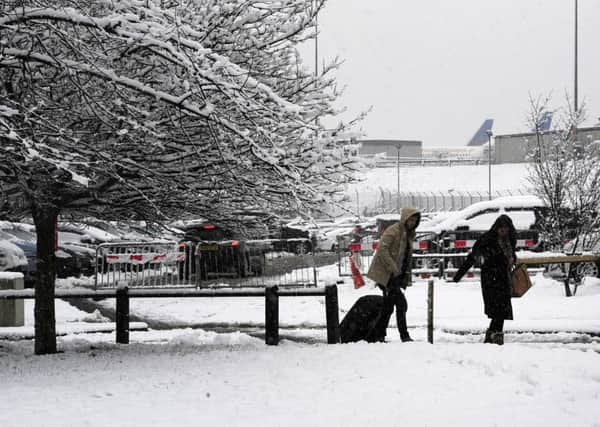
[{"xmin": 349, "ymin": 252, "xmax": 365, "ymax": 289}]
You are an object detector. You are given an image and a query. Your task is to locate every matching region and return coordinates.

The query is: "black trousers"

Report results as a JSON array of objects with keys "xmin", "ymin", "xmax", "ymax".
[
  {"xmin": 489, "ymin": 318, "xmax": 504, "ymax": 332},
  {"xmin": 370, "ymin": 282, "xmax": 409, "ymax": 339}
]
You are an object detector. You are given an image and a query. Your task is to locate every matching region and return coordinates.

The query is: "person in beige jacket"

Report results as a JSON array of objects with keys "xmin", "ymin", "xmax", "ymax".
[{"xmin": 366, "ymin": 207, "xmax": 421, "ymax": 342}]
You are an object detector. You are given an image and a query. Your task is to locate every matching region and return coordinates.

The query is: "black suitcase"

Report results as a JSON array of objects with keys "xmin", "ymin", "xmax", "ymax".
[{"xmin": 340, "ymin": 295, "xmax": 384, "ymax": 343}]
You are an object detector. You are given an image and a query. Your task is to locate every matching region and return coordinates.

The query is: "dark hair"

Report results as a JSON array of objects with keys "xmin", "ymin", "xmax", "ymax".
[{"xmin": 489, "ymin": 214, "xmax": 517, "ymax": 249}]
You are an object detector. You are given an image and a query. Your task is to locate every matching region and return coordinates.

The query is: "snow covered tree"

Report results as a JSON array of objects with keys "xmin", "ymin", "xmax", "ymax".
[
  {"xmin": 0, "ymin": 0, "xmax": 361, "ymax": 354},
  {"xmin": 527, "ymin": 94, "xmax": 600, "ymax": 295}
]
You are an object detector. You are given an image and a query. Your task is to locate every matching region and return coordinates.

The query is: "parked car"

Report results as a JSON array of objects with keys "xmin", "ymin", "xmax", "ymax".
[
  {"xmin": 58, "ymin": 222, "xmax": 120, "ymax": 245},
  {"xmin": 0, "ymin": 222, "xmax": 97, "ymax": 285},
  {"xmin": 0, "ymin": 229, "xmax": 36, "ymax": 285},
  {"xmin": 0, "ymin": 239, "xmax": 28, "ymax": 276},
  {"xmin": 180, "ymin": 221, "xmax": 266, "ymax": 280},
  {"xmin": 315, "ymin": 226, "xmax": 353, "ymax": 252},
  {"xmin": 417, "ymin": 196, "xmax": 546, "ymax": 254},
  {"xmin": 366, "ymin": 197, "xmax": 546, "ymax": 271},
  {"xmin": 269, "ymin": 221, "xmax": 314, "ymax": 255}
]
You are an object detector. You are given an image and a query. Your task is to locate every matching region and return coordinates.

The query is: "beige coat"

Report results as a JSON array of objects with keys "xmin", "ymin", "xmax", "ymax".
[{"xmin": 367, "ymin": 207, "xmax": 421, "ymax": 288}]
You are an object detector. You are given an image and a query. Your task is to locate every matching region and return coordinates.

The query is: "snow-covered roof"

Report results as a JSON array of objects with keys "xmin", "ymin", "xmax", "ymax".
[
  {"xmin": 58, "ymin": 223, "xmax": 120, "ymax": 243},
  {"xmin": 0, "ymin": 271, "xmax": 24, "ymax": 279}
]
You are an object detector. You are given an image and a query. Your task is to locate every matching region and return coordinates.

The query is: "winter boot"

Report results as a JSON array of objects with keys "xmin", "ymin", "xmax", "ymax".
[
  {"xmin": 490, "ymin": 332, "xmax": 504, "ymax": 345},
  {"xmin": 397, "ymin": 313, "xmax": 412, "ymax": 342},
  {"xmin": 483, "ymin": 329, "xmax": 493, "ymax": 344},
  {"xmin": 400, "ymin": 333, "xmax": 414, "ymax": 342}
]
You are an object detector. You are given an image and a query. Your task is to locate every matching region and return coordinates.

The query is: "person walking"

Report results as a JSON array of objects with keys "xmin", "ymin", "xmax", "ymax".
[
  {"xmin": 366, "ymin": 207, "xmax": 421, "ymax": 342},
  {"xmin": 453, "ymin": 214, "xmax": 517, "ymax": 345}
]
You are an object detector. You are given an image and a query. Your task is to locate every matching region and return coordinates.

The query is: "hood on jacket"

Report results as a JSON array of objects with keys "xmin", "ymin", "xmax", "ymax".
[
  {"xmin": 488, "ymin": 214, "xmax": 517, "ymax": 249},
  {"xmin": 400, "ymin": 207, "xmax": 421, "ymax": 234}
]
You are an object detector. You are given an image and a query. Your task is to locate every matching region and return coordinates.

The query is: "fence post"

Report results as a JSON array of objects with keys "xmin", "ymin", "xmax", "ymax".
[
  {"xmin": 265, "ymin": 285, "xmax": 279, "ymax": 345},
  {"xmin": 0, "ymin": 274, "xmax": 24, "ymax": 327},
  {"xmin": 116, "ymin": 286, "xmax": 129, "ymax": 344},
  {"xmin": 312, "ymin": 246, "xmax": 318, "ymax": 287},
  {"xmin": 427, "ymin": 279, "xmax": 434, "ymax": 344},
  {"xmin": 325, "ymin": 284, "xmax": 341, "ymax": 344}
]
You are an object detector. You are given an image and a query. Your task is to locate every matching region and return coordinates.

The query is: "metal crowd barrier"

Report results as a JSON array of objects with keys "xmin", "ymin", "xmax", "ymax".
[
  {"xmin": 338, "ymin": 248, "xmax": 545, "ymax": 281},
  {"xmin": 95, "ymin": 239, "xmax": 318, "ymax": 289},
  {"xmin": 338, "ymin": 246, "xmax": 473, "ymax": 280},
  {"xmin": 95, "ymin": 241, "xmax": 188, "ymax": 289},
  {"xmin": 187, "ymin": 238, "xmax": 318, "ymax": 288}
]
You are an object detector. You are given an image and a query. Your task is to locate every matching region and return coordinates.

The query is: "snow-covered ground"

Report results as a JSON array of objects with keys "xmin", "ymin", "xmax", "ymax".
[
  {"xmin": 345, "ymin": 163, "xmax": 531, "ymax": 209},
  {"xmin": 2, "ymin": 264, "xmax": 600, "ymax": 426}
]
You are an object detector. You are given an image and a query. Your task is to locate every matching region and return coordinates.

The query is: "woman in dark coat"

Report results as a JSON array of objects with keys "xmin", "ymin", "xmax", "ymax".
[{"xmin": 453, "ymin": 215, "xmax": 516, "ymax": 345}]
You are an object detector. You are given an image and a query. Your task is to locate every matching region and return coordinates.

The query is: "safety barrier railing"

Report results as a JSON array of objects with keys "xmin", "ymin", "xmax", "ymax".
[
  {"xmin": 185, "ymin": 238, "xmax": 318, "ymax": 288},
  {"xmin": 95, "ymin": 239, "xmax": 319, "ymax": 289},
  {"xmin": 95, "ymin": 241, "xmax": 187, "ymax": 290},
  {"xmin": 339, "ymin": 249, "xmax": 546, "ymax": 281}
]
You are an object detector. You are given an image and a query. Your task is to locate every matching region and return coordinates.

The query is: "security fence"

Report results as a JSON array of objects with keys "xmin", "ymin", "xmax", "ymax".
[
  {"xmin": 95, "ymin": 239, "xmax": 320, "ymax": 289},
  {"xmin": 370, "ymin": 189, "xmax": 531, "ymax": 214}
]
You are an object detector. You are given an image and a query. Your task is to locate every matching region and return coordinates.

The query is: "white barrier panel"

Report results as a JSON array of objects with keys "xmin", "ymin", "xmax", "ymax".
[
  {"xmin": 95, "ymin": 239, "xmax": 319, "ymax": 289},
  {"xmin": 95, "ymin": 241, "xmax": 191, "ymax": 289}
]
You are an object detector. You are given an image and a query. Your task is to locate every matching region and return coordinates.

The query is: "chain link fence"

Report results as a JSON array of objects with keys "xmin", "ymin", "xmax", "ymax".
[{"xmin": 369, "ymin": 189, "xmax": 531, "ymax": 214}]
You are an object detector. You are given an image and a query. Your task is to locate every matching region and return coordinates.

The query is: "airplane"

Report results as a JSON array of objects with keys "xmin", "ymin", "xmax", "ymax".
[
  {"xmin": 466, "ymin": 119, "xmax": 494, "ymax": 146},
  {"xmin": 534, "ymin": 111, "xmax": 553, "ymax": 132}
]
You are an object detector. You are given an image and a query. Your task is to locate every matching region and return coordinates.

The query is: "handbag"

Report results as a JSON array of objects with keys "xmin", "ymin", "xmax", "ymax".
[{"xmin": 511, "ymin": 264, "xmax": 532, "ymax": 297}]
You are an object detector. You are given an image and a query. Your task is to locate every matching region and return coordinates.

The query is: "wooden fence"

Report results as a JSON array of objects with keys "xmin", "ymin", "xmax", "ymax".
[{"xmin": 0, "ymin": 285, "xmax": 341, "ymax": 346}]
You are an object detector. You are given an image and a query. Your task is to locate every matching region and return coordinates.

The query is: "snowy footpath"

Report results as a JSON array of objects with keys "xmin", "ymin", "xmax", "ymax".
[{"xmin": 2, "ymin": 264, "xmax": 600, "ymax": 427}]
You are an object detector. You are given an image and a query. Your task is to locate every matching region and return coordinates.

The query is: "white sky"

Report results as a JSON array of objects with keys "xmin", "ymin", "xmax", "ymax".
[{"xmin": 301, "ymin": 0, "xmax": 600, "ymax": 147}]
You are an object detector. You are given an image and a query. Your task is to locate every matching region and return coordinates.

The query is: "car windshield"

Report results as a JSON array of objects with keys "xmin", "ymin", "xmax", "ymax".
[
  {"xmin": 5, "ymin": 228, "xmax": 36, "ymax": 242},
  {"xmin": 59, "ymin": 231, "xmax": 88, "ymax": 244},
  {"xmin": 184, "ymin": 225, "xmax": 234, "ymax": 241},
  {"xmin": 0, "ymin": 230, "xmax": 16, "ymax": 240}
]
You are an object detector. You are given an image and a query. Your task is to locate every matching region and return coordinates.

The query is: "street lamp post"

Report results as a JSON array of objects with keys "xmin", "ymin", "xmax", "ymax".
[
  {"xmin": 313, "ymin": 2, "xmax": 319, "ymax": 127},
  {"xmin": 396, "ymin": 147, "xmax": 402, "ymax": 213},
  {"xmin": 574, "ymin": 0, "xmax": 578, "ymax": 113},
  {"xmin": 486, "ymin": 130, "xmax": 493, "ymax": 200}
]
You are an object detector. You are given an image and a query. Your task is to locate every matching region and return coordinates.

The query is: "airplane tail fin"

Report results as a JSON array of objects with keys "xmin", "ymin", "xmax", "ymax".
[
  {"xmin": 466, "ymin": 119, "xmax": 494, "ymax": 146},
  {"xmin": 536, "ymin": 111, "xmax": 553, "ymax": 132}
]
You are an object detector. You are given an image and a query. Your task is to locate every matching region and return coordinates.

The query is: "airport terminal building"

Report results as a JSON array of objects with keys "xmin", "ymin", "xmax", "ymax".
[
  {"xmin": 357, "ymin": 139, "xmax": 422, "ymax": 158},
  {"xmin": 494, "ymin": 126, "xmax": 600, "ymax": 164}
]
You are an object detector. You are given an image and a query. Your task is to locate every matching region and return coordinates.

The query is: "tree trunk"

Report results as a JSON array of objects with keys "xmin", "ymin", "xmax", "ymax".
[{"xmin": 32, "ymin": 205, "xmax": 59, "ymax": 355}]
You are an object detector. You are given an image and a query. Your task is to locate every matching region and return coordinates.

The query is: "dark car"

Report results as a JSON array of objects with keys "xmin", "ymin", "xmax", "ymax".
[
  {"xmin": 0, "ymin": 223, "xmax": 96, "ymax": 286},
  {"xmin": 180, "ymin": 222, "xmax": 266, "ymax": 280},
  {"xmin": 269, "ymin": 224, "xmax": 313, "ymax": 255},
  {"xmin": 57, "ymin": 242, "xmax": 96, "ymax": 278}
]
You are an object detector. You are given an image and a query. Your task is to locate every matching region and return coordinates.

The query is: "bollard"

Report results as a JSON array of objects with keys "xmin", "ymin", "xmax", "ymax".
[
  {"xmin": 427, "ymin": 279, "xmax": 434, "ymax": 344},
  {"xmin": 265, "ymin": 285, "xmax": 279, "ymax": 345},
  {"xmin": 438, "ymin": 258, "xmax": 444, "ymax": 280},
  {"xmin": 116, "ymin": 286, "xmax": 129, "ymax": 344},
  {"xmin": 325, "ymin": 284, "xmax": 341, "ymax": 344},
  {"xmin": 0, "ymin": 273, "xmax": 24, "ymax": 327}
]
